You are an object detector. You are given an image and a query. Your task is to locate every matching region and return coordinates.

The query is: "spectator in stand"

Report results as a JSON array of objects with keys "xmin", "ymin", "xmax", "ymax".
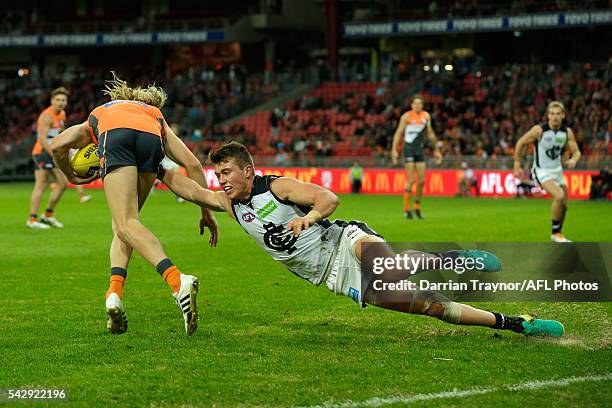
[
  {"xmin": 273, "ymin": 147, "xmax": 289, "ymax": 166},
  {"xmin": 1, "ymin": 62, "xmax": 610, "ymax": 171},
  {"xmin": 589, "ymin": 166, "xmax": 611, "ymax": 200}
]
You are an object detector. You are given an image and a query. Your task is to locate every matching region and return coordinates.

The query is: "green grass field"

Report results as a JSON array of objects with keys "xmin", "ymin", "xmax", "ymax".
[{"xmin": 0, "ymin": 183, "xmax": 610, "ymax": 407}]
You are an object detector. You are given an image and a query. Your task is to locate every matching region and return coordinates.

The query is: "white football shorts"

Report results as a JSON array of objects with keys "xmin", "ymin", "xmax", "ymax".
[
  {"xmin": 325, "ymin": 221, "xmax": 380, "ymax": 307},
  {"xmin": 532, "ymin": 167, "xmax": 565, "ymax": 186}
]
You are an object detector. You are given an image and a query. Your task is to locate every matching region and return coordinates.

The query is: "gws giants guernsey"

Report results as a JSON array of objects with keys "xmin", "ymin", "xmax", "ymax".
[
  {"xmin": 231, "ymin": 175, "xmax": 343, "ymax": 284},
  {"xmin": 534, "ymin": 123, "xmax": 568, "ymax": 171},
  {"xmin": 403, "ymin": 110, "xmax": 429, "ymax": 145}
]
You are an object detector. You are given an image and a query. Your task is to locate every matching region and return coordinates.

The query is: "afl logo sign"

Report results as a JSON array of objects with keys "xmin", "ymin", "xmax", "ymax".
[
  {"xmin": 242, "ymin": 212, "xmax": 255, "ymax": 223},
  {"xmin": 321, "ymin": 171, "xmax": 333, "ymax": 189}
]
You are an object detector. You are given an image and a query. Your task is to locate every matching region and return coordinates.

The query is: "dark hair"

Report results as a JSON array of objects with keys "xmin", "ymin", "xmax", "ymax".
[
  {"xmin": 208, "ymin": 141, "xmax": 253, "ymax": 169},
  {"xmin": 51, "ymin": 87, "xmax": 70, "ymax": 98},
  {"xmin": 412, "ymin": 94, "xmax": 423, "ymax": 103}
]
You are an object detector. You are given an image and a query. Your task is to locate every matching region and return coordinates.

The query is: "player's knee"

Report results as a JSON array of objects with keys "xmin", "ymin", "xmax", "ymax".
[
  {"xmin": 114, "ymin": 224, "xmax": 130, "ymax": 242},
  {"xmin": 35, "ymin": 179, "xmax": 47, "ymax": 190},
  {"xmin": 422, "ymin": 301, "xmax": 444, "ymax": 318},
  {"xmin": 423, "ymin": 301, "xmax": 461, "ymax": 324},
  {"xmin": 114, "ymin": 219, "xmax": 139, "ymax": 243},
  {"xmin": 416, "ymin": 290, "xmax": 461, "ymax": 323},
  {"xmin": 551, "ymin": 191, "xmax": 564, "ymax": 202}
]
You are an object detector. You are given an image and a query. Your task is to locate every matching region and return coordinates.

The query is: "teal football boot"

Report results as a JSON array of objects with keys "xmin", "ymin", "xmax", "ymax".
[{"xmin": 519, "ymin": 314, "xmax": 565, "ymax": 337}]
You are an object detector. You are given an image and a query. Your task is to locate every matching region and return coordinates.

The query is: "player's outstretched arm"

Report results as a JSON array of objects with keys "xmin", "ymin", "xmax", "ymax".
[
  {"xmin": 270, "ymin": 177, "xmax": 339, "ymax": 237},
  {"xmin": 50, "ymin": 122, "xmax": 98, "ymax": 185},
  {"xmin": 161, "ymin": 169, "xmax": 227, "ymax": 212},
  {"xmin": 513, "ymin": 125, "xmax": 541, "ymax": 178},
  {"xmin": 565, "ymin": 128, "xmax": 581, "ymax": 169}
]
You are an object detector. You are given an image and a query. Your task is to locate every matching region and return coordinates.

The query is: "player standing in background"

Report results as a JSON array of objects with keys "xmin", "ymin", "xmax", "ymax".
[
  {"xmin": 28, "ymin": 87, "xmax": 92, "ymax": 230},
  {"xmin": 28, "ymin": 87, "xmax": 70, "ymax": 229},
  {"xmin": 391, "ymin": 95, "xmax": 442, "ymax": 220},
  {"xmin": 50, "ymin": 73, "xmax": 218, "ymax": 336},
  {"xmin": 514, "ymin": 101, "xmax": 581, "ymax": 242},
  {"xmin": 159, "ymin": 141, "xmax": 565, "ymax": 338}
]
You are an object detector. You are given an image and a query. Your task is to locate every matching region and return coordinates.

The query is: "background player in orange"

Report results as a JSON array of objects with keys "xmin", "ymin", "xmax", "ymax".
[
  {"xmin": 28, "ymin": 87, "xmax": 91, "ymax": 230},
  {"xmin": 51, "ymin": 73, "xmax": 218, "ymax": 336},
  {"xmin": 28, "ymin": 87, "xmax": 70, "ymax": 229},
  {"xmin": 391, "ymin": 95, "xmax": 442, "ymax": 219}
]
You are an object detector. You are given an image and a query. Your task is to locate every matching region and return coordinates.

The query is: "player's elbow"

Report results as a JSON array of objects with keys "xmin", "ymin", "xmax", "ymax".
[
  {"xmin": 328, "ymin": 192, "xmax": 340, "ymax": 211},
  {"xmin": 50, "ymin": 138, "xmax": 63, "ymax": 155}
]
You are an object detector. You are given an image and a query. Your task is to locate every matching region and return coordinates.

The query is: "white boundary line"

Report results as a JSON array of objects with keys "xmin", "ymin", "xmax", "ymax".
[{"xmin": 297, "ymin": 373, "xmax": 612, "ymax": 408}]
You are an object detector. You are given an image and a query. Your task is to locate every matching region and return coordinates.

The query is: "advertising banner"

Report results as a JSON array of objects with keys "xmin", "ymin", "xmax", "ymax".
[{"xmin": 75, "ymin": 167, "xmax": 595, "ymax": 200}]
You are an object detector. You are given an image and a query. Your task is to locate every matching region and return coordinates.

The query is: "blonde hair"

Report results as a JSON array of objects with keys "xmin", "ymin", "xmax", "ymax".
[
  {"xmin": 51, "ymin": 86, "xmax": 69, "ymax": 98},
  {"xmin": 547, "ymin": 101, "xmax": 565, "ymax": 114},
  {"xmin": 103, "ymin": 71, "xmax": 167, "ymax": 109}
]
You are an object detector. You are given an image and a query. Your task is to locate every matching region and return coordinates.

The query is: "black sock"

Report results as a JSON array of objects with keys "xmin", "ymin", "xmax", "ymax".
[
  {"xmin": 492, "ymin": 312, "xmax": 526, "ymax": 333},
  {"xmin": 111, "ymin": 267, "xmax": 127, "ymax": 278},
  {"xmin": 155, "ymin": 258, "xmax": 174, "ymax": 276},
  {"xmin": 552, "ymin": 220, "xmax": 562, "ymax": 234}
]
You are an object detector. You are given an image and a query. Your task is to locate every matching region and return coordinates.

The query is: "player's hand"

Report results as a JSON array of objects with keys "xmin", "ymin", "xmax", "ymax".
[
  {"xmin": 565, "ymin": 158, "xmax": 577, "ymax": 169},
  {"xmin": 433, "ymin": 150, "xmax": 443, "ymax": 165},
  {"xmin": 513, "ymin": 162, "xmax": 524, "ymax": 180},
  {"xmin": 287, "ymin": 215, "xmax": 315, "ymax": 237},
  {"xmin": 70, "ymin": 171, "xmax": 99, "ymax": 185},
  {"xmin": 199, "ymin": 209, "xmax": 218, "ymax": 247},
  {"xmin": 391, "ymin": 150, "xmax": 398, "ymax": 166}
]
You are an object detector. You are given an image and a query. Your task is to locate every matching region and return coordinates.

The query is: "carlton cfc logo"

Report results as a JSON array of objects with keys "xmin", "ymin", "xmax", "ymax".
[{"xmin": 242, "ymin": 212, "xmax": 255, "ymax": 223}]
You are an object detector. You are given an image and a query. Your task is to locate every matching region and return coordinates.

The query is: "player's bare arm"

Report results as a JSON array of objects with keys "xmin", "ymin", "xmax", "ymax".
[
  {"xmin": 161, "ymin": 170, "xmax": 228, "ymax": 213},
  {"xmin": 565, "ymin": 128, "xmax": 581, "ymax": 169},
  {"xmin": 50, "ymin": 122, "xmax": 98, "ymax": 185},
  {"xmin": 425, "ymin": 112, "xmax": 442, "ymax": 163},
  {"xmin": 390, "ymin": 113, "xmax": 407, "ymax": 166},
  {"xmin": 163, "ymin": 120, "xmax": 218, "ymax": 246},
  {"xmin": 270, "ymin": 177, "xmax": 340, "ymax": 237},
  {"xmin": 37, "ymin": 114, "xmax": 54, "ymax": 155},
  {"xmin": 513, "ymin": 125, "xmax": 542, "ymax": 178}
]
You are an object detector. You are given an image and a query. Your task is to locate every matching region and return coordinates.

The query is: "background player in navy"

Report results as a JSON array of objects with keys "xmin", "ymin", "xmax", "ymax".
[{"xmin": 514, "ymin": 101, "xmax": 581, "ymax": 242}]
